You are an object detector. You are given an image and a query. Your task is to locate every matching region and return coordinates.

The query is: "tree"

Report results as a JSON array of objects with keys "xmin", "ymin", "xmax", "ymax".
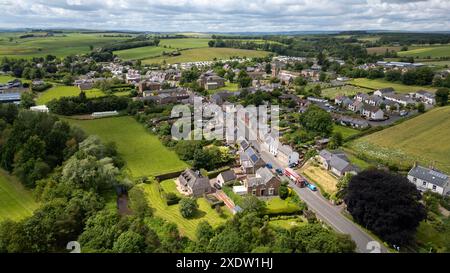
[
  {"xmin": 435, "ymin": 88, "xmax": 449, "ymax": 106},
  {"xmin": 417, "ymin": 102, "xmax": 425, "ymax": 113},
  {"xmin": 344, "ymin": 169, "xmax": 426, "ymax": 245},
  {"xmin": 279, "ymin": 183, "xmax": 289, "ymax": 200},
  {"xmin": 179, "ymin": 198, "xmax": 198, "ymax": 218},
  {"xmin": 237, "ymin": 70, "xmax": 252, "ymax": 88},
  {"xmin": 113, "ymin": 231, "xmax": 146, "ymax": 253},
  {"xmin": 299, "ymin": 105, "xmax": 333, "ymax": 136},
  {"xmin": 196, "ymin": 221, "xmax": 214, "ymax": 243},
  {"xmin": 240, "ymin": 196, "xmax": 266, "ymax": 214},
  {"xmin": 328, "ymin": 132, "xmax": 343, "ymax": 149}
]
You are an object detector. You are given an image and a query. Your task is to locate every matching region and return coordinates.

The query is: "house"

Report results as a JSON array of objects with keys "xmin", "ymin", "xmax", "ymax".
[
  {"xmin": 0, "ymin": 93, "xmax": 21, "ymax": 104},
  {"xmin": 384, "ymin": 100, "xmax": 400, "ymax": 112},
  {"xmin": 348, "ymin": 100, "xmax": 363, "ymax": 113},
  {"xmin": 177, "ymin": 169, "xmax": 211, "ymax": 197},
  {"xmin": 277, "ymin": 144, "xmax": 300, "ymax": 166},
  {"xmin": 198, "ymin": 75, "xmax": 226, "ymax": 90},
  {"xmin": 383, "ymin": 93, "xmax": 415, "ymax": 106},
  {"xmin": 407, "ymin": 164, "xmax": 450, "ymax": 196},
  {"xmin": 210, "ymin": 91, "xmax": 234, "ymax": 105},
  {"xmin": 364, "ymin": 95, "xmax": 384, "ymax": 106},
  {"xmin": 415, "ymin": 90, "xmax": 436, "ymax": 105},
  {"xmin": 361, "ymin": 104, "xmax": 384, "ymax": 120},
  {"xmin": 246, "ymin": 167, "xmax": 281, "ymax": 197},
  {"xmin": 216, "ymin": 170, "xmax": 237, "ymax": 187},
  {"xmin": 138, "ymin": 81, "xmax": 161, "ymax": 93},
  {"xmin": 373, "ymin": 88, "xmax": 395, "ymax": 97},
  {"xmin": 318, "ymin": 150, "xmax": 357, "ymax": 177},
  {"xmin": 239, "ymin": 147, "xmax": 266, "ymax": 174},
  {"xmin": 355, "ymin": 93, "xmax": 369, "ymax": 102},
  {"xmin": 333, "ymin": 114, "xmax": 369, "ymax": 129}
]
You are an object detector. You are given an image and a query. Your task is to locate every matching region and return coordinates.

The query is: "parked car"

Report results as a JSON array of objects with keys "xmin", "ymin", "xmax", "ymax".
[
  {"xmin": 276, "ymin": 168, "xmax": 283, "ymax": 175},
  {"xmin": 400, "ymin": 110, "xmax": 408, "ymax": 117},
  {"xmin": 289, "ymin": 162, "xmax": 298, "ymax": 168},
  {"xmin": 306, "ymin": 183, "xmax": 317, "ymax": 191},
  {"xmin": 213, "ymin": 183, "xmax": 222, "ymax": 190},
  {"xmin": 266, "ymin": 163, "xmax": 273, "ymax": 169}
]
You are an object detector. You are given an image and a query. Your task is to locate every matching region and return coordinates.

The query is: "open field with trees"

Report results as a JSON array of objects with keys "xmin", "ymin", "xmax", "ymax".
[
  {"xmin": 0, "ymin": 170, "xmax": 39, "ymax": 221},
  {"xmin": 36, "ymin": 86, "xmax": 105, "ymax": 105},
  {"xmin": 348, "ymin": 106, "xmax": 450, "ymax": 172},
  {"xmin": 142, "ymin": 47, "xmax": 270, "ymax": 64},
  {"xmin": 322, "ymin": 85, "xmax": 373, "ymax": 99},
  {"xmin": 138, "ymin": 181, "xmax": 230, "ymax": 240},
  {"xmin": 350, "ymin": 78, "xmax": 436, "ymax": 93},
  {"xmin": 65, "ymin": 116, "xmax": 188, "ymax": 178},
  {"xmin": 0, "ymin": 32, "xmax": 130, "ymax": 58},
  {"xmin": 398, "ymin": 45, "xmax": 450, "ymax": 59}
]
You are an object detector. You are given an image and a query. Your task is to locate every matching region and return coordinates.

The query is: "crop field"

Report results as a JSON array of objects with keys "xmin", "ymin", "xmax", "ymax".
[
  {"xmin": 348, "ymin": 106, "xmax": 450, "ymax": 173},
  {"xmin": 300, "ymin": 161, "xmax": 338, "ymax": 195},
  {"xmin": 142, "ymin": 47, "xmax": 270, "ymax": 65},
  {"xmin": 0, "ymin": 32, "xmax": 130, "ymax": 58},
  {"xmin": 139, "ymin": 181, "xmax": 230, "ymax": 240},
  {"xmin": 114, "ymin": 46, "xmax": 168, "ymax": 60},
  {"xmin": 322, "ymin": 85, "xmax": 372, "ymax": 99},
  {"xmin": 66, "ymin": 116, "xmax": 188, "ymax": 178},
  {"xmin": 349, "ymin": 78, "xmax": 435, "ymax": 93},
  {"xmin": 36, "ymin": 86, "xmax": 105, "ymax": 105},
  {"xmin": 398, "ymin": 45, "xmax": 450, "ymax": 59},
  {"xmin": 159, "ymin": 38, "xmax": 210, "ymax": 49},
  {"xmin": 0, "ymin": 170, "xmax": 39, "ymax": 222}
]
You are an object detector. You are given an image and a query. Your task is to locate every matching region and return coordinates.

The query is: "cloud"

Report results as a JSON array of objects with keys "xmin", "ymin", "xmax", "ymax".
[{"xmin": 0, "ymin": 0, "xmax": 448, "ymax": 32}]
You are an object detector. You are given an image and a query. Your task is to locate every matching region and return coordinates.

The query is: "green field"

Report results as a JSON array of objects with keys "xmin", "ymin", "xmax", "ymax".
[
  {"xmin": 143, "ymin": 47, "xmax": 270, "ymax": 65},
  {"xmin": 398, "ymin": 45, "xmax": 450, "ymax": 59},
  {"xmin": 350, "ymin": 78, "xmax": 435, "ymax": 93},
  {"xmin": 269, "ymin": 218, "xmax": 307, "ymax": 230},
  {"xmin": 159, "ymin": 38, "xmax": 210, "ymax": 50},
  {"xmin": 322, "ymin": 85, "xmax": 373, "ymax": 99},
  {"xmin": 333, "ymin": 124, "xmax": 360, "ymax": 140},
  {"xmin": 139, "ymin": 181, "xmax": 230, "ymax": 240},
  {"xmin": 348, "ymin": 106, "xmax": 450, "ymax": 173},
  {"xmin": 266, "ymin": 197, "xmax": 301, "ymax": 214},
  {"xmin": 0, "ymin": 170, "xmax": 39, "ymax": 222},
  {"xmin": 209, "ymin": 82, "xmax": 240, "ymax": 94},
  {"xmin": 366, "ymin": 46, "xmax": 402, "ymax": 55},
  {"xmin": 66, "ymin": 116, "xmax": 188, "ymax": 178},
  {"xmin": 36, "ymin": 86, "xmax": 105, "ymax": 105},
  {"xmin": 0, "ymin": 32, "xmax": 130, "ymax": 58},
  {"xmin": 114, "ymin": 46, "xmax": 168, "ymax": 60}
]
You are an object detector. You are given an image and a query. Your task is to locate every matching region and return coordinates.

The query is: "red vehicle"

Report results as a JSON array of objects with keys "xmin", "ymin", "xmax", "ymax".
[{"xmin": 284, "ymin": 168, "xmax": 305, "ymax": 188}]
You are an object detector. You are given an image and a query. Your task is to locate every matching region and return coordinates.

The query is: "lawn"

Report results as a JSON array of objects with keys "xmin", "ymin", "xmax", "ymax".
[
  {"xmin": 0, "ymin": 170, "xmax": 39, "ymax": 222},
  {"xmin": 36, "ymin": 85, "xmax": 105, "ymax": 105},
  {"xmin": 269, "ymin": 218, "xmax": 307, "ymax": 230},
  {"xmin": 209, "ymin": 82, "xmax": 240, "ymax": 94},
  {"xmin": 333, "ymin": 124, "xmax": 361, "ymax": 140},
  {"xmin": 265, "ymin": 197, "xmax": 301, "ymax": 214},
  {"xmin": 300, "ymin": 161, "xmax": 338, "ymax": 195},
  {"xmin": 142, "ymin": 47, "xmax": 270, "ymax": 65},
  {"xmin": 348, "ymin": 106, "xmax": 450, "ymax": 173},
  {"xmin": 322, "ymin": 85, "xmax": 372, "ymax": 99},
  {"xmin": 65, "ymin": 116, "xmax": 188, "ymax": 178},
  {"xmin": 0, "ymin": 75, "xmax": 17, "ymax": 83},
  {"xmin": 349, "ymin": 78, "xmax": 435, "ymax": 93},
  {"xmin": 160, "ymin": 179, "xmax": 182, "ymax": 197},
  {"xmin": 138, "ymin": 181, "xmax": 230, "ymax": 240},
  {"xmin": 0, "ymin": 32, "xmax": 131, "ymax": 58},
  {"xmin": 398, "ymin": 45, "xmax": 450, "ymax": 59}
]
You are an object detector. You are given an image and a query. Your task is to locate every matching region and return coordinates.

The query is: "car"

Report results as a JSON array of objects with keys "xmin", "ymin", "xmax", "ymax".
[
  {"xmin": 400, "ymin": 110, "xmax": 408, "ymax": 117},
  {"xmin": 289, "ymin": 162, "xmax": 298, "ymax": 168},
  {"xmin": 306, "ymin": 183, "xmax": 317, "ymax": 191},
  {"xmin": 266, "ymin": 163, "xmax": 273, "ymax": 169},
  {"xmin": 275, "ymin": 168, "xmax": 283, "ymax": 175},
  {"xmin": 213, "ymin": 183, "xmax": 222, "ymax": 190}
]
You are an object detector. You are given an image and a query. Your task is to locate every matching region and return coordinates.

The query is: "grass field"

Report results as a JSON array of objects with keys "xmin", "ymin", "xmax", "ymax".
[
  {"xmin": 348, "ymin": 106, "xmax": 450, "ymax": 173},
  {"xmin": 0, "ymin": 170, "xmax": 39, "ymax": 222},
  {"xmin": 66, "ymin": 116, "xmax": 188, "ymax": 178},
  {"xmin": 300, "ymin": 161, "xmax": 338, "ymax": 195},
  {"xmin": 269, "ymin": 218, "xmax": 307, "ymax": 230},
  {"xmin": 265, "ymin": 197, "xmax": 301, "ymax": 214},
  {"xmin": 322, "ymin": 85, "xmax": 372, "ymax": 99},
  {"xmin": 114, "ymin": 46, "xmax": 168, "ymax": 61},
  {"xmin": 333, "ymin": 124, "xmax": 360, "ymax": 140},
  {"xmin": 142, "ymin": 47, "xmax": 270, "ymax": 65},
  {"xmin": 159, "ymin": 38, "xmax": 210, "ymax": 49},
  {"xmin": 0, "ymin": 75, "xmax": 17, "ymax": 83},
  {"xmin": 398, "ymin": 45, "xmax": 450, "ymax": 59},
  {"xmin": 139, "ymin": 181, "xmax": 230, "ymax": 240},
  {"xmin": 209, "ymin": 82, "xmax": 240, "ymax": 94},
  {"xmin": 0, "ymin": 32, "xmax": 130, "ymax": 58},
  {"xmin": 36, "ymin": 86, "xmax": 105, "ymax": 105},
  {"xmin": 366, "ymin": 46, "xmax": 402, "ymax": 55},
  {"xmin": 350, "ymin": 78, "xmax": 435, "ymax": 93}
]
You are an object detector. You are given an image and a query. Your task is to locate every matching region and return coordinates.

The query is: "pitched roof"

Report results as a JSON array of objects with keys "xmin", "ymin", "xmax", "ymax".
[
  {"xmin": 248, "ymin": 167, "xmax": 277, "ymax": 187},
  {"xmin": 179, "ymin": 169, "xmax": 210, "ymax": 190},
  {"xmin": 408, "ymin": 165, "xmax": 449, "ymax": 187},
  {"xmin": 219, "ymin": 170, "xmax": 236, "ymax": 182}
]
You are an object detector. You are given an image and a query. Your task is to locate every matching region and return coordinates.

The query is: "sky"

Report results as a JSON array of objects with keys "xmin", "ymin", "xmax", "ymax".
[{"xmin": 0, "ymin": 0, "xmax": 448, "ymax": 32}]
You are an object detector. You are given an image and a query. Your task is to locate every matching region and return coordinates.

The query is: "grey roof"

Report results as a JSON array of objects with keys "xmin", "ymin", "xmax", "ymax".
[
  {"xmin": 377, "ymin": 87, "xmax": 395, "ymax": 94},
  {"xmin": 0, "ymin": 93, "xmax": 21, "ymax": 101},
  {"xmin": 408, "ymin": 165, "xmax": 449, "ymax": 187},
  {"xmin": 330, "ymin": 156, "xmax": 352, "ymax": 172},
  {"xmin": 246, "ymin": 147, "xmax": 261, "ymax": 164},
  {"xmin": 179, "ymin": 169, "xmax": 210, "ymax": 190},
  {"xmin": 240, "ymin": 140, "xmax": 250, "ymax": 150},
  {"xmin": 279, "ymin": 144, "xmax": 293, "ymax": 156},
  {"xmin": 248, "ymin": 167, "xmax": 276, "ymax": 187},
  {"xmin": 219, "ymin": 170, "xmax": 236, "ymax": 182}
]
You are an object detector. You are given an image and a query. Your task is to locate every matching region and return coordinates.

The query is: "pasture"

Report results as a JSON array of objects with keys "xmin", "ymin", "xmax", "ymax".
[
  {"xmin": 142, "ymin": 47, "xmax": 270, "ymax": 64},
  {"xmin": 0, "ymin": 170, "xmax": 39, "ymax": 222},
  {"xmin": 398, "ymin": 45, "xmax": 450, "ymax": 59},
  {"xmin": 322, "ymin": 85, "xmax": 372, "ymax": 99},
  {"xmin": 36, "ymin": 86, "xmax": 105, "ymax": 105},
  {"xmin": 66, "ymin": 116, "xmax": 188, "ymax": 178},
  {"xmin": 159, "ymin": 38, "xmax": 210, "ymax": 49},
  {"xmin": 139, "ymin": 181, "xmax": 230, "ymax": 240},
  {"xmin": 114, "ymin": 46, "xmax": 168, "ymax": 61},
  {"xmin": 348, "ymin": 106, "xmax": 450, "ymax": 173},
  {"xmin": 349, "ymin": 78, "xmax": 436, "ymax": 93}
]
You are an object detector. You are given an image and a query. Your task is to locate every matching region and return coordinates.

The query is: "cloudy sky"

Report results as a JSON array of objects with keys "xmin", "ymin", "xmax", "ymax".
[{"xmin": 0, "ymin": 0, "xmax": 448, "ymax": 32}]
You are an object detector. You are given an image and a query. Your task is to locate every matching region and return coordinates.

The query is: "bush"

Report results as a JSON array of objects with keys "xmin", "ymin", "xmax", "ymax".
[
  {"xmin": 179, "ymin": 198, "xmax": 198, "ymax": 218},
  {"xmin": 166, "ymin": 192, "xmax": 181, "ymax": 206}
]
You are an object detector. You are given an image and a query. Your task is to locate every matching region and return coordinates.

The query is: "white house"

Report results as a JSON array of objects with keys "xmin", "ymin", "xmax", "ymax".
[
  {"xmin": 361, "ymin": 105, "xmax": 384, "ymax": 120},
  {"xmin": 216, "ymin": 170, "xmax": 237, "ymax": 187},
  {"xmin": 415, "ymin": 90, "xmax": 436, "ymax": 105},
  {"xmin": 407, "ymin": 164, "xmax": 450, "ymax": 196}
]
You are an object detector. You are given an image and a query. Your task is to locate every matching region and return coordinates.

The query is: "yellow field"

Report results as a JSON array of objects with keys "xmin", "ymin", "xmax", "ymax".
[{"xmin": 300, "ymin": 161, "xmax": 338, "ymax": 194}]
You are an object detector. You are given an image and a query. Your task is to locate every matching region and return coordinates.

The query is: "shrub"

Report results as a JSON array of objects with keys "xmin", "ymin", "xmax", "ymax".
[
  {"xmin": 166, "ymin": 192, "xmax": 181, "ymax": 206},
  {"xmin": 179, "ymin": 198, "xmax": 198, "ymax": 218}
]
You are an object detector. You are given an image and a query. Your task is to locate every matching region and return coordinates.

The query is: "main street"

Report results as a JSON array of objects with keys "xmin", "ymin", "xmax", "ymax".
[{"xmin": 260, "ymin": 150, "xmax": 389, "ymax": 253}]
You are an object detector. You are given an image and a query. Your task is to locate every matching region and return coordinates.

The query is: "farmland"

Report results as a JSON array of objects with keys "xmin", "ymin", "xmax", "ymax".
[
  {"xmin": 159, "ymin": 38, "xmax": 210, "ymax": 49},
  {"xmin": 138, "ymin": 181, "xmax": 230, "ymax": 240},
  {"xmin": 36, "ymin": 86, "xmax": 105, "ymax": 105},
  {"xmin": 65, "ymin": 116, "xmax": 188, "ymax": 178},
  {"xmin": 0, "ymin": 32, "xmax": 130, "ymax": 58},
  {"xmin": 322, "ymin": 85, "xmax": 372, "ymax": 99},
  {"xmin": 349, "ymin": 78, "xmax": 436, "ymax": 93},
  {"xmin": 0, "ymin": 170, "xmax": 39, "ymax": 222},
  {"xmin": 142, "ymin": 47, "xmax": 270, "ymax": 65},
  {"xmin": 114, "ymin": 46, "xmax": 168, "ymax": 61},
  {"xmin": 398, "ymin": 45, "xmax": 450, "ymax": 59},
  {"xmin": 348, "ymin": 106, "xmax": 450, "ymax": 173}
]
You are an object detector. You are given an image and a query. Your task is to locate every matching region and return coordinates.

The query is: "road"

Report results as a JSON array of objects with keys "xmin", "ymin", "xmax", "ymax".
[{"xmin": 261, "ymin": 150, "xmax": 388, "ymax": 253}]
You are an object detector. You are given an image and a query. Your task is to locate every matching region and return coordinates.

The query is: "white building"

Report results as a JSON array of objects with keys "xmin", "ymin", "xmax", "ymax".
[{"xmin": 408, "ymin": 164, "xmax": 450, "ymax": 196}]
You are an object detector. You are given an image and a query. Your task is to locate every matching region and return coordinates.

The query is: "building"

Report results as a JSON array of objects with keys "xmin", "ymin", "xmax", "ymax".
[
  {"xmin": 277, "ymin": 144, "xmax": 300, "ymax": 166},
  {"xmin": 138, "ymin": 81, "xmax": 162, "ymax": 93},
  {"xmin": 246, "ymin": 167, "xmax": 281, "ymax": 197},
  {"xmin": 407, "ymin": 164, "xmax": 450, "ymax": 196},
  {"xmin": 415, "ymin": 90, "xmax": 436, "ymax": 105},
  {"xmin": 0, "ymin": 93, "xmax": 21, "ymax": 104},
  {"xmin": 216, "ymin": 170, "xmax": 237, "ymax": 187},
  {"xmin": 361, "ymin": 105, "xmax": 384, "ymax": 120},
  {"xmin": 348, "ymin": 100, "xmax": 363, "ymax": 113},
  {"xmin": 318, "ymin": 150, "xmax": 357, "ymax": 177},
  {"xmin": 239, "ymin": 146, "xmax": 266, "ymax": 174},
  {"xmin": 30, "ymin": 105, "xmax": 49, "ymax": 113},
  {"xmin": 177, "ymin": 169, "xmax": 211, "ymax": 197},
  {"xmin": 333, "ymin": 114, "xmax": 369, "ymax": 129},
  {"xmin": 373, "ymin": 88, "xmax": 395, "ymax": 97}
]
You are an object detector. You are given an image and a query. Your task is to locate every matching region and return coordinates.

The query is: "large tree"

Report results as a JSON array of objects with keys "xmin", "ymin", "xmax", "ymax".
[
  {"xmin": 344, "ymin": 169, "xmax": 426, "ymax": 245},
  {"xmin": 300, "ymin": 105, "xmax": 333, "ymax": 136}
]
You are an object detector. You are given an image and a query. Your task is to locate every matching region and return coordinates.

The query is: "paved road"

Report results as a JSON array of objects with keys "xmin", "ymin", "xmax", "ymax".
[{"xmin": 261, "ymin": 150, "xmax": 388, "ymax": 253}]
